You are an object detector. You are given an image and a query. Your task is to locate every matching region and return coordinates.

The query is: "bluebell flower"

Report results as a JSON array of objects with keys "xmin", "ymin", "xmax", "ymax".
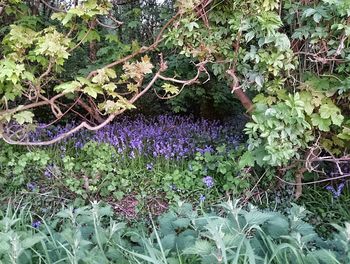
[
  {"xmin": 325, "ymin": 182, "xmax": 345, "ymax": 198},
  {"xmin": 27, "ymin": 182, "xmax": 37, "ymax": 192},
  {"xmin": 202, "ymin": 176, "xmax": 214, "ymax": 188},
  {"xmin": 44, "ymin": 165, "xmax": 54, "ymax": 178},
  {"xmin": 31, "ymin": 220, "xmax": 41, "ymax": 229},
  {"xmin": 199, "ymin": 194, "xmax": 206, "ymax": 202}
]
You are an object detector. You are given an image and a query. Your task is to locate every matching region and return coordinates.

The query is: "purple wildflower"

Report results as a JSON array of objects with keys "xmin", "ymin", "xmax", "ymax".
[
  {"xmin": 199, "ymin": 194, "xmax": 206, "ymax": 202},
  {"xmin": 27, "ymin": 182, "xmax": 37, "ymax": 192},
  {"xmin": 325, "ymin": 182, "xmax": 345, "ymax": 198},
  {"xmin": 44, "ymin": 165, "xmax": 54, "ymax": 178},
  {"xmin": 203, "ymin": 176, "xmax": 214, "ymax": 188},
  {"xmin": 31, "ymin": 220, "xmax": 41, "ymax": 229}
]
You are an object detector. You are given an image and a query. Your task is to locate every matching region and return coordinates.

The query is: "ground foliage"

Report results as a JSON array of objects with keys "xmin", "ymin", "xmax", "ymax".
[{"xmin": 1, "ymin": 199, "xmax": 349, "ymax": 264}]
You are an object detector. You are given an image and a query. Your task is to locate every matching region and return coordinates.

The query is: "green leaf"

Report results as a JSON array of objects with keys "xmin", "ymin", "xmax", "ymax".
[
  {"xmin": 239, "ymin": 151, "xmax": 255, "ymax": 168},
  {"xmin": 62, "ymin": 13, "xmax": 73, "ymax": 26},
  {"xmin": 162, "ymin": 83, "xmax": 179, "ymax": 95},
  {"xmin": 54, "ymin": 81, "xmax": 81, "ymax": 93},
  {"xmin": 84, "ymin": 85, "xmax": 102, "ymax": 98},
  {"xmin": 13, "ymin": 111, "xmax": 34, "ymax": 124},
  {"xmin": 319, "ymin": 103, "xmax": 344, "ymax": 126},
  {"xmin": 22, "ymin": 235, "xmax": 43, "ymax": 249},
  {"xmin": 311, "ymin": 113, "xmax": 331, "ymax": 131}
]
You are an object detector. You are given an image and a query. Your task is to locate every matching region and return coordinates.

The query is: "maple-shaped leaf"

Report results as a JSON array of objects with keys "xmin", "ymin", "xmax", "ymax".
[
  {"xmin": 54, "ymin": 81, "xmax": 81, "ymax": 93},
  {"xmin": 83, "ymin": 85, "xmax": 103, "ymax": 98},
  {"xmin": 137, "ymin": 55, "xmax": 153, "ymax": 75},
  {"xmin": 127, "ymin": 83, "xmax": 138, "ymax": 93},
  {"xmin": 102, "ymin": 83, "xmax": 116, "ymax": 93},
  {"xmin": 162, "ymin": 83, "xmax": 179, "ymax": 95},
  {"xmin": 13, "ymin": 111, "xmax": 34, "ymax": 124}
]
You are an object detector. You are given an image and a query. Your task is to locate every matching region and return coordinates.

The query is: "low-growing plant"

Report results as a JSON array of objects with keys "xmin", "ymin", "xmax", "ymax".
[{"xmin": 0, "ymin": 199, "xmax": 348, "ymax": 263}]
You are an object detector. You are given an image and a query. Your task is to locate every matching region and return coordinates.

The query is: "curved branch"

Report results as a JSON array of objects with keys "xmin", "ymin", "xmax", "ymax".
[{"xmin": 1, "ymin": 67, "xmax": 164, "ymax": 145}]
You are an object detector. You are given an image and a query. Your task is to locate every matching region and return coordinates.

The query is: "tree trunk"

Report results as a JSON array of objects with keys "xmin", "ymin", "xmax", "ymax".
[{"xmin": 232, "ymin": 87, "xmax": 254, "ymax": 114}]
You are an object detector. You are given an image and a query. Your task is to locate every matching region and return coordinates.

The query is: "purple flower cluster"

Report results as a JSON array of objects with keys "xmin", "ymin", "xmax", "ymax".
[
  {"xmin": 31, "ymin": 220, "xmax": 41, "ymax": 229},
  {"xmin": 202, "ymin": 176, "xmax": 214, "ymax": 188},
  {"xmin": 30, "ymin": 115, "xmax": 240, "ymax": 160},
  {"xmin": 325, "ymin": 182, "xmax": 345, "ymax": 198}
]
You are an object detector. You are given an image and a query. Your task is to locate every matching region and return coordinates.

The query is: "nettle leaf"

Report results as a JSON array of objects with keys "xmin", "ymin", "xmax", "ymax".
[
  {"xmin": 319, "ymin": 102, "xmax": 344, "ymax": 126},
  {"xmin": 311, "ymin": 113, "xmax": 331, "ymax": 131},
  {"xmin": 162, "ymin": 83, "xmax": 179, "ymax": 95},
  {"xmin": 303, "ymin": 8, "xmax": 316, "ymax": 18},
  {"xmin": 274, "ymin": 33, "xmax": 290, "ymax": 50},
  {"xmin": 13, "ymin": 111, "xmax": 34, "ymax": 124}
]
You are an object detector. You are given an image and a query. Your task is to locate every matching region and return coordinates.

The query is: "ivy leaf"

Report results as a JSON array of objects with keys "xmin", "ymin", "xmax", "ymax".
[
  {"xmin": 311, "ymin": 113, "xmax": 331, "ymax": 131},
  {"xmin": 186, "ymin": 22, "xmax": 199, "ymax": 32},
  {"xmin": 13, "ymin": 111, "xmax": 34, "ymax": 124}
]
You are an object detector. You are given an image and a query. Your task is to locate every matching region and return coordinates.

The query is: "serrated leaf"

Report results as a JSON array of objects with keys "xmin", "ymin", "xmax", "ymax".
[
  {"xmin": 54, "ymin": 81, "xmax": 81, "ymax": 93},
  {"xmin": 319, "ymin": 103, "xmax": 344, "ymax": 126},
  {"xmin": 62, "ymin": 13, "xmax": 73, "ymax": 26},
  {"xmin": 13, "ymin": 111, "xmax": 34, "ymax": 124},
  {"xmin": 311, "ymin": 113, "xmax": 331, "ymax": 131},
  {"xmin": 127, "ymin": 83, "xmax": 138, "ymax": 92},
  {"xmin": 83, "ymin": 85, "xmax": 102, "ymax": 98},
  {"xmin": 162, "ymin": 83, "xmax": 179, "ymax": 95},
  {"xmin": 239, "ymin": 151, "xmax": 255, "ymax": 168},
  {"xmin": 184, "ymin": 239, "xmax": 213, "ymax": 255}
]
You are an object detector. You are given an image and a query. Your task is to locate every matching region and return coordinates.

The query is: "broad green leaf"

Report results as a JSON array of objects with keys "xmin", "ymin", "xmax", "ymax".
[
  {"xmin": 83, "ymin": 85, "xmax": 103, "ymax": 98},
  {"xmin": 13, "ymin": 111, "xmax": 34, "ymax": 124},
  {"xmin": 54, "ymin": 81, "xmax": 81, "ymax": 93},
  {"xmin": 319, "ymin": 103, "xmax": 344, "ymax": 126},
  {"xmin": 311, "ymin": 113, "xmax": 331, "ymax": 131}
]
